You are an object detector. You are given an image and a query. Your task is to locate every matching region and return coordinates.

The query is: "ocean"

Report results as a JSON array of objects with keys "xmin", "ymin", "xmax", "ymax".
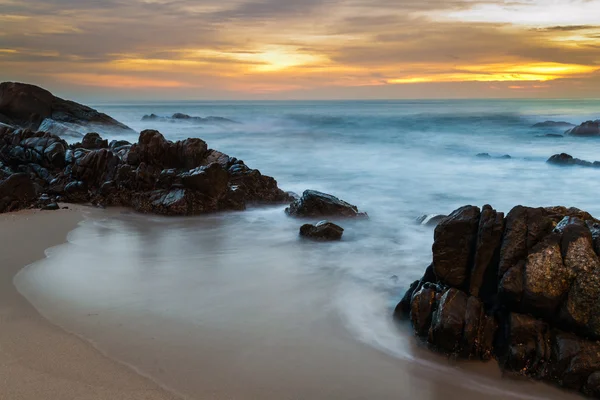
[{"xmin": 14, "ymin": 99, "xmax": 600, "ymax": 399}]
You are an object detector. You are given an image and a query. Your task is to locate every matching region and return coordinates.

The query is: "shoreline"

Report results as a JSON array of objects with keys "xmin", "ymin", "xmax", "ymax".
[{"xmin": 0, "ymin": 206, "xmax": 180, "ymax": 400}]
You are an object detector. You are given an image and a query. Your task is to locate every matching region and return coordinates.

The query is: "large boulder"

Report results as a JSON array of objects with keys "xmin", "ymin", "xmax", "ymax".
[
  {"xmin": 285, "ymin": 190, "xmax": 366, "ymax": 218},
  {"xmin": 0, "ymin": 82, "xmax": 134, "ymax": 134},
  {"xmin": 432, "ymin": 205, "xmax": 480, "ymax": 289},
  {"xmin": 126, "ymin": 130, "xmax": 208, "ymax": 170},
  {"xmin": 299, "ymin": 221, "xmax": 344, "ymax": 241},
  {"xmin": 547, "ymin": 153, "xmax": 600, "ymax": 168}
]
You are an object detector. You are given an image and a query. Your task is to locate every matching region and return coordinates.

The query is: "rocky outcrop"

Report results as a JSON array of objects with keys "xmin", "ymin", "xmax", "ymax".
[
  {"xmin": 142, "ymin": 113, "xmax": 238, "ymax": 125},
  {"xmin": 0, "ymin": 82, "xmax": 134, "ymax": 136},
  {"xmin": 285, "ymin": 190, "xmax": 366, "ymax": 218},
  {"xmin": 547, "ymin": 153, "xmax": 600, "ymax": 168},
  {"xmin": 395, "ymin": 204, "xmax": 600, "ymax": 398},
  {"xmin": 299, "ymin": 221, "xmax": 344, "ymax": 241},
  {"xmin": 0, "ymin": 127, "xmax": 290, "ymax": 215},
  {"xmin": 566, "ymin": 121, "xmax": 600, "ymax": 137}
]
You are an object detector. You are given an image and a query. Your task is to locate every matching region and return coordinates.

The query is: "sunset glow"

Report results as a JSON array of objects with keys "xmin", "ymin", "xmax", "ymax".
[{"xmin": 1, "ymin": 0, "xmax": 599, "ymax": 99}]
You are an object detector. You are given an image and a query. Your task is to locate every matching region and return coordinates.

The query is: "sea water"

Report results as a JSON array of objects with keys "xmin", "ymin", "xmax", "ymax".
[{"xmin": 15, "ymin": 99, "xmax": 600, "ymax": 399}]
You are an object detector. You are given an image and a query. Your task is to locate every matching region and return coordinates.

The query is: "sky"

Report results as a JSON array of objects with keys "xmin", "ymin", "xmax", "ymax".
[{"xmin": 1, "ymin": 0, "xmax": 600, "ymax": 100}]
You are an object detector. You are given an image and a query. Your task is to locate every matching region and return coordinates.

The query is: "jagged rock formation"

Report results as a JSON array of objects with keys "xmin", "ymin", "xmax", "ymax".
[
  {"xmin": 0, "ymin": 82, "xmax": 134, "ymax": 137},
  {"xmin": 0, "ymin": 127, "xmax": 291, "ymax": 215},
  {"xmin": 394, "ymin": 204, "xmax": 600, "ymax": 398}
]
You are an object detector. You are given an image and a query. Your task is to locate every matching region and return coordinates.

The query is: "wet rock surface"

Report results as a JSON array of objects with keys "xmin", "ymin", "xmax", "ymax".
[
  {"xmin": 285, "ymin": 190, "xmax": 366, "ymax": 218},
  {"xmin": 566, "ymin": 121, "xmax": 600, "ymax": 137},
  {"xmin": 299, "ymin": 221, "xmax": 344, "ymax": 241},
  {"xmin": 0, "ymin": 127, "xmax": 290, "ymax": 215},
  {"xmin": 395, "ymin": 203, "xmax": 600, "ymax": 398}
]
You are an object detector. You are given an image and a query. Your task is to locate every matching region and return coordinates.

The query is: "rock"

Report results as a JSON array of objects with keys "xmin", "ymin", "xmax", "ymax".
[
  {"xmin": 432, "ymin": 205, "xmax": 480, "ymax": 289},
  {"xmin": 476, "ymin": 153, "xmax": 491, "ymax": 158},
  {"xmin": 38, "ymin": 118, "xmax": 84, "ymax": 139},
  {"xmin": 498, "ymin": 261, "xmax": 524, "ymax": 306},
  {"xmin": 547, "ymin": 153, "xmax": 600, "ymax": 168},
  {"xmin": 429, "ymin": 288, "xmax": 468, "ymax": 353},
  {"xmin": 127, "ymin": 130, "xmax": 208, "ymax": 170},
  {"xmin": 536, "ymin": 133, "xmax": 564, "ymax": 138},
  {"xmin": 141, "ymin": 113, "xmax": 238, "ymax": 125},
  {"xmin": 0, "ymin": 173, "xmax": 36, "ymax": 212},
  {"xmin": 80, "ymin": 132, "xmax": 109, "ymax": 149},
  {"xmin": 550, "ymin": 331, "xmax": 600, "ymax": 390},
  {"xmin": 64, "ymin": 181, "xmax": 89, "ymax": 203},
  {"xmin": 470, "ymin": 205, "xmax": 504, "ymax": 300},
  {"xmin": 499, "ymin": 154, "xmax": 512, "ymax": 159},
  {"xmin": 566, "ymin": 121, "xmax": 600, "ymax": 136},
  {"xmin": 416, "ymin": 214, "xmax": 447, "ymax": 227},
  {"xmin": 410, "ymin": 287, "xmax": 438, "ymax": 337},
  {"xmin": 285, "ymin": 190, "xmax": 366, "ymax": 218},
  {"xmin": 299, "ymin": 221, "xmax": 344, "ymax": 241},
  {"xmin": 462, "ymin": 296, "xmax": 483, "ymax": 357},
  {"xmin": 0, "ymin": 129, "xmax": 67, "ymax": 170},
  {"xmin": 180, "ymin": 163, "xmax": 229, "ymax": 198},
  {"xmin": 0, "ymin": 82, "xmax": 134, "ymax": 134},
  {"xmin": 498, "ymin": 313, "xmax": 550, "ymax": 376},
  {"xmin": 41, "ymin": 202, "xmax": 59, "ymax": 210},
  {"xmin": 532, "ymin": 121, "xmax": 575, "ymax": 129}
]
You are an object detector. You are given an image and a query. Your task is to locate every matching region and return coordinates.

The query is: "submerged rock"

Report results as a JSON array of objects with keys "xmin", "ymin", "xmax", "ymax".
[
  {"xmin": 299, "ymin": 221, "xmax": 344, "ymax": 241},
  {"xmin": 141, "ymin": 113, "xmax": 238, "ymax": 125},
  {"xmin": 532, "ymin": 121, "xmax": 575, "ymax": 129},
  {"xmin": 547, "ymin": 153, "xmax": 600, "ymax": 168},
  {"xmin": 285, "ymin": 190, "xmax": 366, "ymax": 218}
]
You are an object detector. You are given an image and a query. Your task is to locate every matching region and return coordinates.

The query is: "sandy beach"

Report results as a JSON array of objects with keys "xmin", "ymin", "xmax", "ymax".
[
  {"xmin": 8, "ymin": 207, "xmax": 582, "ymax": 400},
  {"xmin": 0, "ymin": 206, "xmax": 179, "ymax": 400}
]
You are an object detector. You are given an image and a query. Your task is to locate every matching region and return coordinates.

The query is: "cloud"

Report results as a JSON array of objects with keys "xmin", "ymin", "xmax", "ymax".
[{"xmin": 1, "ymin": 0, "xmax": 599, "ymax": 99}]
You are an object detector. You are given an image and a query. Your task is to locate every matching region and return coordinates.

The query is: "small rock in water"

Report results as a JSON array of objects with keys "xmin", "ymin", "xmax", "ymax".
[
  {"xmin": 299, "ymin": 220, "xmax": 344, "ymax": 241},
  {"xmin": 416, "ymin": 214, "xmax": 447, "ymax": 227},
  {"xmin": 476, "ymin": 153, "xmax": 492, "ymax": 158},
  {"xmin": 286, "ymin": 190, "xmax": 366, "ymax": 218},
  {"xmin": 41, "ymin": 202, "xmax": 60, "ymax": 211}
]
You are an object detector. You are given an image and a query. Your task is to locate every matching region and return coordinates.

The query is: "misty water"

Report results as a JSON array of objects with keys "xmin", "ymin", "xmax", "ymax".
[{"xmin": 15, "ymin": 100, "xmax": 600, "ymax": 399}]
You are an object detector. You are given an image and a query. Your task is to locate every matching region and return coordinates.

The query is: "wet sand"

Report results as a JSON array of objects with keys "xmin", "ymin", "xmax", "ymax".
[
  {"xmin": 0, "ymin": 206, "xmax": 179, "ymax": 400},
  {"xmin": 13, "ymin": 208, "xmax": 582, "ymax": 400}
]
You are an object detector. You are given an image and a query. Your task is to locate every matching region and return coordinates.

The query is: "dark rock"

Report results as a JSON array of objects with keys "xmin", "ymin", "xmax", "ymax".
[
  {"xmin": 64, "ymin": 181, "xmax": 89, "ymax": 203},
  {"xmin": 462, "ymin": 296, "xmax": 483, "ymax": 357},
  {"xmin": 299, "ymin": 220, "xmax": 344, "ymax": 241},
  {"xmin": 180, "ymin": 163, "xmax": 229, "ymax": 198},
  {"xmin": 429, "ymin": 288, "xmax": 468, "ymax": 353},
  {"xmin": 285, "ymin": 190, "xmax": 366, "ymax": 218},
  {"xmin": 394, "ymin": 280, "xmax": 420, "ymax": 321},
  {"xmin": 584, "ymin": 371, "xmax": 600, "ymax": 397},
  {"xmin": 566, "ymin": 121, "xmax": 600, "ymax": 136},
  {"xmin": 476, "ymin": 153, "xmax": 491, "ymax": 158},
  {"xmin": 470, "ymin": 205, "xmax": 504, "ymax": 300},
  {"xmin": 0, "ymin": 173, "xmax": 36, "ymax": 212},
  {"xmin": 41, "ymin": 202, "xmax": 59, "ymax": 211},
  {"xmin": 498, "ymin": 261, "xmax": 524, "ymax": 306},
  {"xmin": 550, "ymin": 331, "xmax": 600, "ymax": 390},
  {"xmin": 127, "ymin": 130, "xmax": 208, "ymax": 170},
  {"xmin": 80, "ymin": 132, "xmax": 109, "ymax": 149},
  {"xmin": 432, "ymin": 205, "xmax": 480, "ymax": 289},
  {"xmin": 532, "ymin": 121, "xmax": 575, "ymax": 129},
  {"xmin": 536, "ymin": 133, "xmax": 564, "ymax": 138},
  {"xmin": 547, "ymin": 153, "xmax": 600, "ymax": 168},
  {"xmin": 499, "ymin": 155, "xmax": 512, "ymax": 159},
  {"xmin": 410, "ymin": 287, "xmax": 438, "ymax": 337},
  {"xmin": 0, "ymin": 82, "xmax": 133, "ymax": 133},
  {"xmin": 499, "ymin": 313, "xmax": 550, "ymax": 376}
]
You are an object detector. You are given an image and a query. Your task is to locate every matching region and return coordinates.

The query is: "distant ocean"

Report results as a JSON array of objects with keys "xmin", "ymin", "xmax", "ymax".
[{"xmin": 15, "ymin": 99, "xmax": 599, "ymax": 399}]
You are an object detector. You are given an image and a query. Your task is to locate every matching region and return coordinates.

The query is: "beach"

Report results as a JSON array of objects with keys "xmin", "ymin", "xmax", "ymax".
[
  {"xmin": 0, "ymin": 207, "xmax": 179, "ymax": 400},
  {"xmin": 6, "ymin": 205, "xmax": 582, "ymax": 400}
]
